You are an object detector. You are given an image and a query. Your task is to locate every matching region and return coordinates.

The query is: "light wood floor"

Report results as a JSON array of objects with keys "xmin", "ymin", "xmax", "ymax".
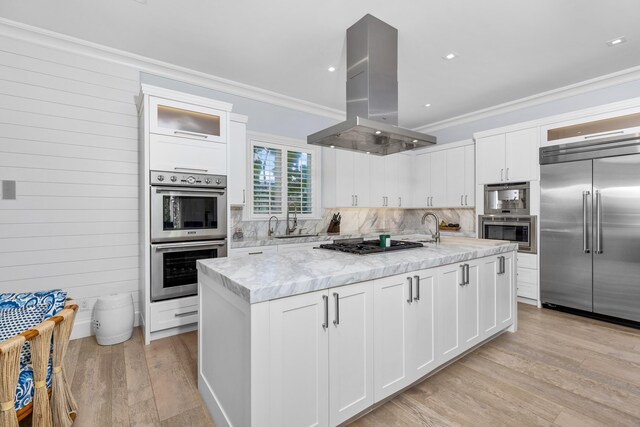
[{"xmin": 21, "ymin": 303, "xmax": 640, "ymax": 426}]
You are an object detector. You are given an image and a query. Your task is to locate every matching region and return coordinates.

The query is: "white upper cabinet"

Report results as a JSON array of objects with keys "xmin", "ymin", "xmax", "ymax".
[
  {"xmin": 149, "ymin": 133, "xmax": 227, "ymax": 174},
  {"xmin": 150, "ymin": 97, "xmax": 228, "ymax": 143},
  {"xmin": 505, "ymin": 128, "xmax": 539, "ymax": 182},
  {"xmin": 384, "ymin": 154, "xmax": 412, "ymax": 208},
  {"xmin": 228, "ymin": 114, "xmax": 248, "ymax": 206},
  {"xmin": 323, "ymin": 149, "xmax": 371, "ymax": 208},
  {"xmin": 477, "ymin": 127, "xmax": 539, "ymax": 184},
  {"xmin": 412, "ymin": 141, "xmax": 474, "ymax": 209}
]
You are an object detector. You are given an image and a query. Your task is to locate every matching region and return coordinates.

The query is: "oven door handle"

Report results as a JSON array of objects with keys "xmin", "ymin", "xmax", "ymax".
[
  {"xmin": 154, "ymin": 187, "xmax": 226, "ymax": 195},
  {"xmin": 153, "ymin": 240, "xmax": 227, "ymax": 252}
]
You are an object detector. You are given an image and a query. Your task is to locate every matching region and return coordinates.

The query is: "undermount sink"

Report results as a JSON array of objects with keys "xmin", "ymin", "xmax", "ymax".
[{"xmin": 274, "ymin": 234, "xmax": 319, "ymax": 239}]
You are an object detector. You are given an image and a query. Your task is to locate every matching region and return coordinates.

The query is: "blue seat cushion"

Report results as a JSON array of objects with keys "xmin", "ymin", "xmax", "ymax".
[
  {"xmin": 0, "ymin": 305, "xmax": 53, "ymax": 411},
  {"xmin": 0, "ymin": 289, "xmax": 67, "ymax": 319}
]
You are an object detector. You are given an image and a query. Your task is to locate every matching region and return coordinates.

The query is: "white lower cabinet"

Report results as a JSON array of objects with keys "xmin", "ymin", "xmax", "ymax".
[
  {"xmin": 268, "ymin": 290, "xmax": 329, "ymax": 427},
  {"xmin": 478, "ymin": 252, "xmax": 514, "ymax": 337},
  {"xmin": 267, "ymin": 283, "xmax": 374, "ymax": 427},
  {"xmin": 328, "ymin": 282, "xmax": 374, "ymax": 426},
  {"xmin": 373, "ymin": 268, "xmax": 436, "ymax": 401},
  {"xmin": 260, "ymin": 253, "xmax": 514, "ymax": 427}
]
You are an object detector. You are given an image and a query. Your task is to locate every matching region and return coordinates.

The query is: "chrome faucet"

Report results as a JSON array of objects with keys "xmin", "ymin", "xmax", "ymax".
[
  {"xmin": 268, "ymin": 215, "xmax": 279, "ymax": 237},
  {"xmin": 286, "ymin": 204, "xmax": 298, "ymax": 235},
  {"xmin": 421, "ymin": 212, "xmax": 441, "ymax": 244}
]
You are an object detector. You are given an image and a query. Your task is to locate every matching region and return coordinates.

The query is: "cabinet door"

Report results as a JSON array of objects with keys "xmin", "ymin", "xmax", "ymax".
[
  {"xmin": 408, "ymin": 269, "xmax": 437, "ymax": 380},
  {"xmin": 150, "ymin": 97, "xmax": 227, "ymax": 143},
  {"xmin": 269, "ymin": 290, "xmax": 329, "ymax": 427},
  {"xmin": 505, "ymin": 128, "xmax": 539, "ymax": 182},
  {"xmin": 412, "ymin": 153, "xmax": 430, "ymax": 208},
  {"xmin": 228, "ymin": 116, "xmax": 247, "ymax": 205},
  {"xmin": 395, "ymin": 154, "xmax": 412, "ymax": 208},
  {"xmin": 476, "ymin": 134, "xmax": 506, "ymax": 185},
  {"xmin": 335, "ymin": 150, "xmax": 356, "ymax": 207},
  {"xmin": 369, "ymin": 155, "xmax": 386, "ymax": 207},
  {"xmin": 353, "ymin": 153, "xmax": 371, "ymax": 207},
  {"xmin": 496, "ymin": 252, "xmax": 515, "ymax": 329},
  {"xmin": 435, "ymin": 264, "xmax": 462, "ymax": 359},
  {"xmin": 373, "ymin": 274, "xmax": 411, "ymax": 401},
  {"xmin": 149, "ymin": 134, "xmax": 227, "ymax": 174},
  {"xmin": 463, "ymin": 145, "xmax": 475, "ymax": 207},
  {"xmin": 479, "ymin": 256, "xmax": 499, "ymax": 338},
  {"xmin": 446, "ymin": 147, "xmax": 465, "ymax": 207},
  {"xmin": 429, "ymin": 150, "xmax": 447, "ymax": 207},
  {"xmin": 459, "ymin": 261, "xmax": 481, "ymax": 347},
  {"xmin": 328, "ymin": 282, "xmax": 374, "ymax": 426}
]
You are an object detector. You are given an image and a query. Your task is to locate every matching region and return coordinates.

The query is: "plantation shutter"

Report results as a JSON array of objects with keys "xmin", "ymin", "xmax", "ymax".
[
  {"xmin": 253, "ymin": 145, "xmax": 283, "ymax": 215},
  {"xmin": 287, "ymin": 150, "xmax": 313, "ymax": 214}
]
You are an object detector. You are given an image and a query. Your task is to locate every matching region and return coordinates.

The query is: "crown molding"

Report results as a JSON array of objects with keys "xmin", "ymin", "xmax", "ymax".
[
  {"xmin": 414, "ymin": 65, "xmax": 640, "ymax": 134},
  {"xmin": 0, "ymin": 17, "xmax": 346, "ymax": 122}
]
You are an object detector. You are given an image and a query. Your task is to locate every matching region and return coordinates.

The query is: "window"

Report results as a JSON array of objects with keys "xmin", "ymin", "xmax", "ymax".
[{"xmin": 250, "ymin": 135, "xmax": 319, "ymax": 219}]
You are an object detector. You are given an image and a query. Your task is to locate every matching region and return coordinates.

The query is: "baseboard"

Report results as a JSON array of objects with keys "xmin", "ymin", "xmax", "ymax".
[
  {"xmin": 148, "ymin": 323, "xmax": 197, "ymax": 342},
  {"xmin": 70, "ymin": 311, "xmax": 142, "ymax": 340},
  {"xmin": 517, "ymin": 296, "xmax": 538, "ymax": 306}
]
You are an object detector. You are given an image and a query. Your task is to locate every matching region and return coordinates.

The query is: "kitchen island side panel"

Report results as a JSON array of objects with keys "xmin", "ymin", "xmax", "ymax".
[{"xmin": 199, "ymin": 274, "xmax": 256, "ymax": 427}]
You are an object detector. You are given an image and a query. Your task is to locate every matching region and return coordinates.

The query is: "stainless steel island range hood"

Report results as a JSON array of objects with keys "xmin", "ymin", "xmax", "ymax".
[{"xmin": 308, "ymin": 14, "xmax": 436, "ymax": 156}]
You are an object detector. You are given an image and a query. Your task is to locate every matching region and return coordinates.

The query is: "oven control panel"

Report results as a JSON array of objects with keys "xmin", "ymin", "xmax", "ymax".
[{"xmin": 150, "ymin": 170, "xmax": 227, "ymax": 188}]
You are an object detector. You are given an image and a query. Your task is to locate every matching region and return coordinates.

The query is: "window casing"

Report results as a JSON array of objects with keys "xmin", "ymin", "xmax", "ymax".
[{"xmin": 248, "ymin": 134, "xmax": 321, "ymax": 219}]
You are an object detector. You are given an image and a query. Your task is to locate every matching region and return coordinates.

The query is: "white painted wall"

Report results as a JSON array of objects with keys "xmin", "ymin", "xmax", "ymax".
[{"xmin": 0, "ymin": 35, "xmax": 141, "ymax": 339}]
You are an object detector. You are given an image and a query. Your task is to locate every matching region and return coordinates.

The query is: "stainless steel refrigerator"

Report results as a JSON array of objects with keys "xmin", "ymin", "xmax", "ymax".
[{"xmin": 540, "ymin": 134, "xmax": 640, "ymax": 323}]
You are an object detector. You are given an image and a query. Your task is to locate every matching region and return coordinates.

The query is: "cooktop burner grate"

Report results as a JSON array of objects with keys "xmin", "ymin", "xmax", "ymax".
[{"xmin": 318, "ymin": 239, "xmax": 423, "ymax": 255}]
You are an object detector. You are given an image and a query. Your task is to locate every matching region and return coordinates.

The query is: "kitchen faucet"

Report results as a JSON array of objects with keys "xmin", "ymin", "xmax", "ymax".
[
  {"xmin": 421, "ymin": 212, "xmax": 441, "ymax": 244},
  {"xmin": 268, "ymin": 215, "xmax": 279, "ymax": 237},
  {"xmin": 286, "ymin": 204, "xmax": 298, "ymax": 235}
]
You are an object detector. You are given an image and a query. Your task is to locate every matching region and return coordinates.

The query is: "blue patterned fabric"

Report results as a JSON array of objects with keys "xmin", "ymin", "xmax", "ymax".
[
  {"xmin": 0, "ymin": 289, "xmax": 67, "ymax": 319},
  {"xmin": 0, "ymin": 304, "xmax": 55, "ymax": 411}
]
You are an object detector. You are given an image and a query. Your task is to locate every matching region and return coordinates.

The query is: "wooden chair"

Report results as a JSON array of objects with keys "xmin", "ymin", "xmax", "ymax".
[{"xmin": 0, "ymin": 302, "xmax": 78, "ymax": 427}]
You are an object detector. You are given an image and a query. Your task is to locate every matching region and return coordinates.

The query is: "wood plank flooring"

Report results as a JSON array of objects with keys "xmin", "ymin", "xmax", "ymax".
[{"xmin": 19, "ymin": 303, "xmax": 640, "ymax": 426}]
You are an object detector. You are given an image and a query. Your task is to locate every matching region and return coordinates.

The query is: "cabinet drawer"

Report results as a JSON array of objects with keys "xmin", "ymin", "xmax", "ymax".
[
  {"xmin": 517, "ymin": 281, "xmax": 537, "ymax": 299},
  {"xmin": 228, "ymin": 245, "xmax": 278, "ymax": 257},
  {"xmin": 517, "ymin": 267, "xmax": 538, "ymax": 285},
  {"xmin": 150, "ymin": 134, "xmax": 227, "ymax": 175},
  {"xmin": 277, "ymin": 242, "xmax": 321, "ymax": 253},
  {"xmin": 517, "ymin": 253, "xmax": 537, "ymax": 269},
  {"xmin": 150, "ymin": 297, "xmax": 198, "ymax": 332}
]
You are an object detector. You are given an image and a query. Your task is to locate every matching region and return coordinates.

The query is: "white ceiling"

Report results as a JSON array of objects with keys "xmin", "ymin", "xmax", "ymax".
[{"xmin": 1, "ymin": 0, "xmax": 640, "ymax": 129}]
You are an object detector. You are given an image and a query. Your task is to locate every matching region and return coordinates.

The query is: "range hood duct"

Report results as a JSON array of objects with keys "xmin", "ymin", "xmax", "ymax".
[{"xmin": 308, "ymin": 14, "xmax": 436, "ymax": 156}]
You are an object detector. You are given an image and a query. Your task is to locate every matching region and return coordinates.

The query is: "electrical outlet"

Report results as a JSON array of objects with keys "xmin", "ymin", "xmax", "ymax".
[{"xmin": 78, "ymin": 298, "xmax": 90, "ymax": 311}]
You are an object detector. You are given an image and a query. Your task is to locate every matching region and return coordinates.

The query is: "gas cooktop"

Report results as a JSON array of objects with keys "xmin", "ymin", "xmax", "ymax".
[{"xmin": 318, "ymin": 238, "xmax": 423, "ymax": 255}]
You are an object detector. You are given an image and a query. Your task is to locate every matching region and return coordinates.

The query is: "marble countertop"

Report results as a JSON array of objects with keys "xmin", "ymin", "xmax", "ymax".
[
  {"xmin": 199, "ymin": 236, "xmax": 518, "ymax": 304},
  {"xmin": 230, "ymin": 229, "xmax": 477, "ymax": 248}
]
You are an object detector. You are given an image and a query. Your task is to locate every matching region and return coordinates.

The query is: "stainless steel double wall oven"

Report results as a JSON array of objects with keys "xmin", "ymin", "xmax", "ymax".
[
  {"xmin": 150, "ymin": 170, "xmax": 227, "ymax": 302},
  {"xmin": 479, "ymin": 182, "xmax": 537, "ymax": 254}
]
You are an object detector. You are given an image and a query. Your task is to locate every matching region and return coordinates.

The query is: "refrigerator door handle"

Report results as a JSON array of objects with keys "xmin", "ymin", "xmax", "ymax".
[
  {"xmin": 595, "ymin": 190, "xmax": 603, "ymax": 254},
  {"xmin": 583, "ymin": 190, "xmax": 591, "ymax": 253}
]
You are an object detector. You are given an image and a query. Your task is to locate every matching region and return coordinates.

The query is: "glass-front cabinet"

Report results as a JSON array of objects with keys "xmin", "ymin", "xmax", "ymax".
[{"xmin": 150, "ymin": 97, "xmax": 227, "ymax": 143}]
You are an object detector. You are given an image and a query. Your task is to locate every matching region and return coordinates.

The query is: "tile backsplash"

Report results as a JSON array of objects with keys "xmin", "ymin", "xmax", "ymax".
[{"xmin": 230, "ymin": 207, "xmax": 476, "ymax": 240}]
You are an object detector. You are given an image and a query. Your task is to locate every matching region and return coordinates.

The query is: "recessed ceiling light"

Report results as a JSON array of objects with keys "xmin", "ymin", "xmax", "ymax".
[
  {"xmin": 328, "ymin": 66, "xmax": 336, "ymax": 72},
  {"xmin": 424, "ymin": 103, "xmax": 432, "ymax": 107},
  {"xmin": 442, "ymin": 52, "xmax": 458, "ymax": 60},
  {"xmin": 375, "ymin": 130, "xmax": 381, "ymax": 134},
  {"xmin": 606, "ymin": 36, "xmax": 626, "ymax": 47}
]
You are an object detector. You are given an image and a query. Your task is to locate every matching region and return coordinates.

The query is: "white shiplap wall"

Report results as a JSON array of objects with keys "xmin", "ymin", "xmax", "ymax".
[{"xmin": 0, "ymin": 35, "xmax": 141, "ymax": 338}]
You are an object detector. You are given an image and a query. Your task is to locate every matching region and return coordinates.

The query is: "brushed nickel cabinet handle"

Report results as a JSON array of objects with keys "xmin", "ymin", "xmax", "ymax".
[
  {"xmin": 407, "ymin": 277, "xmax": 413, "ymax": 303},
  {"xmin": 174, "ymin": 310, "xmax": 197, "ymax": 318},
  {"xmin": 333, "ymin": 292, "xmax": 340, "ymax": 326},
  {"xmin": 414, "ymin": 275, "xmax": 420, "ymax": 301},
  {"xmin": 322, "ymin": 295, "xmax": 329, "ymax": 329}
]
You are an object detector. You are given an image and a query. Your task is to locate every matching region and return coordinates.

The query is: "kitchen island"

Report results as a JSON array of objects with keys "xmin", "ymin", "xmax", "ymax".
[{"xmin": 197, "ymin": 236, "xmax": 518, "ymax": 427}]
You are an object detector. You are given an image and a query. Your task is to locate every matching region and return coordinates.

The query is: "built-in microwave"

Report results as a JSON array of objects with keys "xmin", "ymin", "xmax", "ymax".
[{"xmin": 479, "ymin": 215, "xmax": 537, "ymax": 254}]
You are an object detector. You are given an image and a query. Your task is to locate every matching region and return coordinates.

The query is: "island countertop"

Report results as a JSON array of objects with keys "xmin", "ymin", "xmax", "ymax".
[{"xmin": 197, "ymin": 236, "xmax": 518, "ymax": 304}]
